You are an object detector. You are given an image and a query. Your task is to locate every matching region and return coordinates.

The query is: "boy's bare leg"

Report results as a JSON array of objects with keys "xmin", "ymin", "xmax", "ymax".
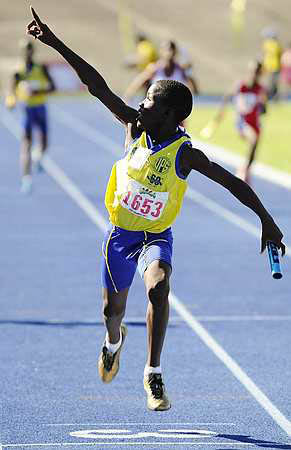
[
  {"xmin": 102, "ymin": 287, "xmax": 129, "ymax": 343},
  {"xmin": 237, "ymin": 125, "xmax": 259, "ymax": 184},
  {"xmin": 20, "ymin": 134, "xmax": 33, "ymax": 193},
  {"xmin": 39, "ymin": 132, "xmax": 48, "ymax": 158},
  {"xmin": 144, "ymin": 260, "xmax": 170, "ymax": 368},
  {"xmin": 20, "ymin": 135, "xmax": 32, "ymax": 176},
  {"xmin": 98, "ymin": 287, "xmax": 129, "ymax": 383},
  {"xmin": 143, "ymin": 260, "xmax": 171, "ymax": 411}
]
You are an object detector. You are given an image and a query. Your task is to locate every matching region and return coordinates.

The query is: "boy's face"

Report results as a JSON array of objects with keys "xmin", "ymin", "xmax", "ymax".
[{"xmin": 137, "ymin": 84, "xmax": 170, "ymax": 132}]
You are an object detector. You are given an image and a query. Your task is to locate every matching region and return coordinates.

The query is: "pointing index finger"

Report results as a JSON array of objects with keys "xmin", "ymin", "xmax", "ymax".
[{"xmin": 30, "ymin": 6, "xmax": 43, "ymax": 25}]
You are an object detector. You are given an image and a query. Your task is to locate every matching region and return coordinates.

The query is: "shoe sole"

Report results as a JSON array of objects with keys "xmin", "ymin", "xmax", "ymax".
[{"xmin": 147, "ymin": 403, "xmax": 171, "ymax": 411}]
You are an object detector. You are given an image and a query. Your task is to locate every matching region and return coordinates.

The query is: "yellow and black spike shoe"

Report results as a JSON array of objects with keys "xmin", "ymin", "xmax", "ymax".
[
  {"xmin": 98, "ymin": 323, "xmax": 128, "ymax": 383},
  {"xmin": 144, "ymin": 373, "xmax": 171, "ymax": 411}
]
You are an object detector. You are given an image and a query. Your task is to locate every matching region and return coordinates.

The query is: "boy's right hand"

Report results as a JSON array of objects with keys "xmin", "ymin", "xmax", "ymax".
[{"xmin": 26, "ymin": 7, "xmax": 57, "ymax": 46}]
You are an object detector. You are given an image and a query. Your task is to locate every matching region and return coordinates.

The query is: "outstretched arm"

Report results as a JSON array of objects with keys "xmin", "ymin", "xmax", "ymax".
[
  {"xmin": 180, "ymin": 146, "xmax": 285, "ymax": 255},
  {"xmin": 5, "ymin": 73, "xmax": 20, "ymax": 109},
  {"xmin": 27, "ymin": 7, "xmax": 138, "ymax": 124}
]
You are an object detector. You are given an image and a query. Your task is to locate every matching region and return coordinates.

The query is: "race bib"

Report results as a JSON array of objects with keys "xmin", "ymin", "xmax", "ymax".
[
  {"xmin": 236, "ymin": 93, "xmax": 257, "ymax": 114},
  {"xmin": 121, "ymin": 180, "xmax": 168, "ymax": 221}
]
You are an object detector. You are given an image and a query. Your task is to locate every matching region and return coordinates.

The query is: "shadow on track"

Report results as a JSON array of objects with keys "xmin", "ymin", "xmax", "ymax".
[{"xmin": 217, "ymin": 434, "xmax": 291, "ymax": 448}]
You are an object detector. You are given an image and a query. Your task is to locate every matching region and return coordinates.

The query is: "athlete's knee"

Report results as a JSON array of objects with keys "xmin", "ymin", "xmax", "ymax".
[
  {"xmin": 22, "ymin": 134, "xmax": 32, "ymax": 148},
  {"xmin": 40, "ymin": 132, "xmax": 48, "ymax": 150},
  {"xmin": 102, "ymin": 289, "xmax": 127, "ymax": 319},
  {"xmin": 147, "ymin": 273, "xmax": 170, "ymax": 306},
  {"xmin": 103, "ymin": 300, "xmax": 125, "ymax": 321}
]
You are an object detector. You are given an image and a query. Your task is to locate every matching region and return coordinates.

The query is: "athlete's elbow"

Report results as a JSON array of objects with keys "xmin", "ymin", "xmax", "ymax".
[
  {"xmin": 87, "ymin": 83, "xmax": 98, "ymax": 97},
  {"xmin": 228, "ymin": 173, "xmax": 251, "ymax": 196}
]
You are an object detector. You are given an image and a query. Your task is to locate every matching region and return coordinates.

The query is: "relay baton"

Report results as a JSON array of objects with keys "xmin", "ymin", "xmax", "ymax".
[{"xmin": 267, "ymin": 241, "xmax": 282, "ymax": 279}]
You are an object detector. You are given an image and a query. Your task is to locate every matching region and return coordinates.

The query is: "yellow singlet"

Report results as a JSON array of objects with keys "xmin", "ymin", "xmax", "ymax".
[
  {"xmin": 16, "ymin": 63, "xmax": 49, "ymax": 107},
  {"xmin": 105, "ymin": 129, "xmax": 192, "ymax": 233},
  {"xmin": 137, "ymin": 40, "xmax": 158, "ymax": 71},
  {"xmin": 263, "ymin": 39, "xmax": 282, "ymax": 73}
]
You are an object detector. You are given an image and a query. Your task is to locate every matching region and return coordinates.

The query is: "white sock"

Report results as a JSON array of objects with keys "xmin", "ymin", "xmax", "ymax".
[
  {"xmin": 144, "ymin": 365, "xmax": 162, "ymax": 377},
  {"xmin": 105, "ymin": 330, "xmax": 122, "ymax": 354},
  {"xmin": 22, "ymin": 175, "xmax": 32, "ymax": 183}
]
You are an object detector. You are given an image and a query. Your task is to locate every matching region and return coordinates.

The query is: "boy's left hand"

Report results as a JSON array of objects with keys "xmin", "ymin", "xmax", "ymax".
[
  {"xmin": 261, "ymin": 217, "xmax": 285, "ymax": 255},
  {"xmin": 26, "ymin": 7, "xmax": 57, "ymax": 46}
]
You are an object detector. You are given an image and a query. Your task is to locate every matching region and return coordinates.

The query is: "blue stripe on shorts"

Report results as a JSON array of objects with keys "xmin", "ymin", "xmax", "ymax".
[{"xmin": 101, "ymin": 225, "xmax": 173, "ymax": 293}]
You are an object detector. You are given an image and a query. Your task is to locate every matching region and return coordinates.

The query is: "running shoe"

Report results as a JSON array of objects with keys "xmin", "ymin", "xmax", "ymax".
[
  {"xmin": 98, "ymin": 323, "xmax": 127, "ymax": 383},
  {"xmin": 144, "ymin": 373, "xmax": 171, "ymax": 411},
  {"xmin": 20, "ymin": 175, "xmax": 32, "ymax": 195}
]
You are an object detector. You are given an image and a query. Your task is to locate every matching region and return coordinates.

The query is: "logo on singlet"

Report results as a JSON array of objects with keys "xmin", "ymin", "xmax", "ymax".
[
  {"xmin": 152, "ymin": 157, "xmax": 171, "ymax": 174},
  {"xmin": 147, "ymin": 173, "xmax": 163, "ymax": 186}
]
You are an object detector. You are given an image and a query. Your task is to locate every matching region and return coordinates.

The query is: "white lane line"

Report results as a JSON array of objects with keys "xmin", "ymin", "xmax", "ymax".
[
  {"xmin": 190, "ymin": 137, "xmax": 291, "ymax": 191},
  {"xmin": 1, "ymin": 442, "xmax": 255, "ymax": 447},
  {"xmin": 52, "ymin": 103, "xmax": 291, "ymax": 190},
  {"xmin": 169, "ymin": 292, "xmax": 291, "ymax": 436},
  {"xmin": 51, "ymin": 105, "xmax": 290, "ymax": 256},
  {"xmin": 1, "ymin": 107, "xmax": 291, "ymax": 436},
  {"xmin": 194, "ymin": 315, "xmax": 291, "ymax": 322},
  {"xmin": 50, "ymin": 105, "xmax": 122, "ymax": 158},
  {"xmin": 42, "ymin": 157, "xmax": 108, "ymax": 231},
  {"xmin": 185, "ymin": 188, "xmax": 290, "ymax": 256}
]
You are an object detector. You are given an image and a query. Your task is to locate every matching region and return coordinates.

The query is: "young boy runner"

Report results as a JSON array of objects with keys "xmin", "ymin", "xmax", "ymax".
[{"xmin": 27, "ymin": 7, "xmax": 285, "ymax": 412}]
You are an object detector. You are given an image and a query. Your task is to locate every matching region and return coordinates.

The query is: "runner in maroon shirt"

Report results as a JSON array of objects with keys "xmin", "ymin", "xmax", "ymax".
[{"xmin": 216, "ymin": 61, "xmax": 267, "ymax": 185}]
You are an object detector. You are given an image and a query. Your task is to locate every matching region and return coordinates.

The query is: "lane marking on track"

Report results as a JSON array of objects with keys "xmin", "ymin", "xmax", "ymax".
[
  {"xmin": 169, "ymin": 292, "xmax": 291, "ymax": 437},
  {"xmin": 52, "ymin": 103, "xmax": 291, "ymax": 191},
  {"xmin": 1, "ymin": 106, "xmax": 291, "ymax": 436},
  {"xmin": 1, "ymin": 442, "xmax": 256, "ymax": 447},
  {"xmin": 191, "ymin": 315, "xmax": 291, "ymax": 321},
  {"xmin": 51, "ymin": 105, "xmax": 290, "ymax": 256},
  {"xmin": 190, "ymin": 137, "xmax": 291, "ymax": 191}
]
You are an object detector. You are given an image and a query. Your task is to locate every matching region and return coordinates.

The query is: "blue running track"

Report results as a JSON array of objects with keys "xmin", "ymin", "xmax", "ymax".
[{"xmin": 0, "ymin": 97, "xmax": 291, "ymax": 449}]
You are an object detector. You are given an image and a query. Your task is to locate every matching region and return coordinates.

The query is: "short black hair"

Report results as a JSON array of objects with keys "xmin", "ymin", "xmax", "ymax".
[{"xmin": 154, "ymin": 79, "xmax": 193, "ymax": 123}]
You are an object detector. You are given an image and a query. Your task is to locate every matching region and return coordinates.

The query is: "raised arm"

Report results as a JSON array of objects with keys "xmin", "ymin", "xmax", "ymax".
[
  {"xmin": 180, "ymin": 145, "xmax": 285, "ymax": 255},
  {"xmin": 27, "ymin": 7, "xmax": 138, "ymax": 124}
]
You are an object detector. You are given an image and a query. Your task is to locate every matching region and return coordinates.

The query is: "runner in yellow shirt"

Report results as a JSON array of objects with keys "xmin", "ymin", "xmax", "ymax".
[
  {"xmin": 27, "ymin": 7, "xmax": 285, "ymax": 411},
  {"xmin": 5, "ymin": 40, "xmax": 56, "ymax": 193},
  {"xmin": 262, "ymin": 29, "xmax": 282, "ymax": 100}
]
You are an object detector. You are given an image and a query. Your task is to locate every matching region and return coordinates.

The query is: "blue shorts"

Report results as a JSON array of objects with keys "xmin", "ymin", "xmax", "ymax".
[
  {"xmin": 23, "ymin": 104, "xmax": 48, "ymax": 136},
  {"xmin": 101, "ymin": 225, "xmax": 173, "ymax": 293}
]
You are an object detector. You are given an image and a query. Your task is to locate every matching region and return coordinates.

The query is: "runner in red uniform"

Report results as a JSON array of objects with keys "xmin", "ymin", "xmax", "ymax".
[{"xmin": 216, "ymin": 61, "xmax": 267, "ymax": 184}]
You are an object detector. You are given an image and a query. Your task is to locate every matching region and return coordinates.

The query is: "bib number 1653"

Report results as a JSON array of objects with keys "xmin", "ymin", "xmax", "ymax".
[{"xmin": 122, "ymin": 191, "xmax": 164, "ymax": 220}]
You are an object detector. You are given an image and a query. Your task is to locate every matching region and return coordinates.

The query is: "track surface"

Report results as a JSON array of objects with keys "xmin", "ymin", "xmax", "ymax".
[{"xmin": 1, "ymin": 97, "xmax": 291, "ymax": 449}]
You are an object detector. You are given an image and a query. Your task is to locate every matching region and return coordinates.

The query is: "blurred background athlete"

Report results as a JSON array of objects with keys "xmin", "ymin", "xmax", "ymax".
[
  {"xmin": 210, "ymin": 61, "xmax": 267, "ymax": 185},
  {"xmin": 261, "ymin": 28, "xmax": 282, "ymax": 100},
  {"xmin": 124, "ymin": 40, "xmax": 199, "ymax": 102},
  {"xmin": 5, "ymin": 40, "xmax": 56, "ymax": 194}
]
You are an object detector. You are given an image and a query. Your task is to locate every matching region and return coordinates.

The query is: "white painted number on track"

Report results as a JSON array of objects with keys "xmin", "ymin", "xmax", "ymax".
[{"xmin": 70, "ymin": 428, "xmax": 218, "ymax": 440}]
